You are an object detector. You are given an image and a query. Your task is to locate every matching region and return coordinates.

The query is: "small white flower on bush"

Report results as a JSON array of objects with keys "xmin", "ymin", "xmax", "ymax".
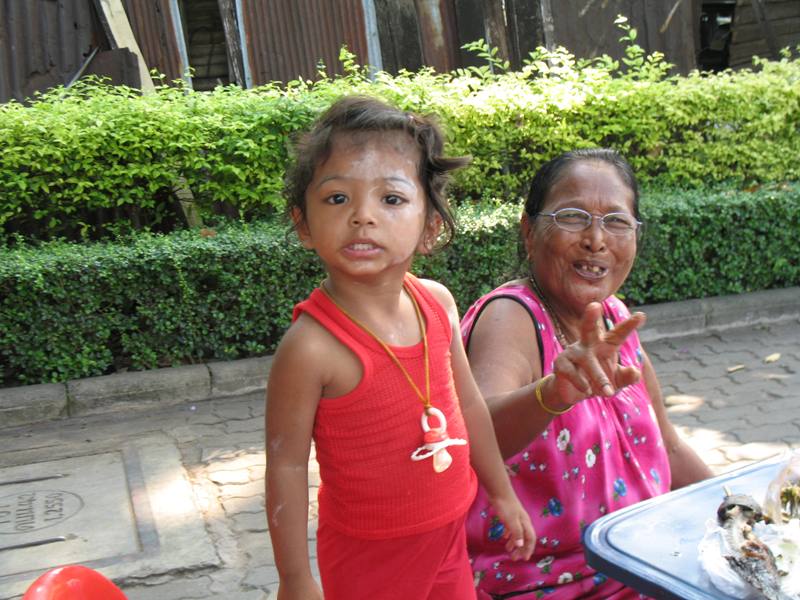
[
  {"xmin": 585, "ymin": 448, "xmax": 596, "ymax": 468},
  {"xmin": 556, "ymin": 428, "xmax": 571, "ymax": 451}
]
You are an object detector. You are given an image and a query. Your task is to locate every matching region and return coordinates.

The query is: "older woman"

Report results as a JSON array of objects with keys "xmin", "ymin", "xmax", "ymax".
[{"xmin": 463, "ymin": 149, "xmax": 712, "ymax": 599}]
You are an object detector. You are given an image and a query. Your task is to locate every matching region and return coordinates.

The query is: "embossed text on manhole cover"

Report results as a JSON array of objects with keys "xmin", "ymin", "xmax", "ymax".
[{"xmin": 0, "ymin": 450, "xmax": 155, "ymax": 577}]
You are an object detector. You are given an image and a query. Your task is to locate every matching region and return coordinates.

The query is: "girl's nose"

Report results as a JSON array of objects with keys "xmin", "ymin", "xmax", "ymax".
[{"xmin": 350, "ymin": 200, "xmax": 376, "ymax": 226}]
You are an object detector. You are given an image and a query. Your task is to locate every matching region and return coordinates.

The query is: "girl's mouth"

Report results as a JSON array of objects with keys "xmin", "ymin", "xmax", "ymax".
[{"xmin": 349, "ymin": 243, "xmax": 379, "ymax": 251}]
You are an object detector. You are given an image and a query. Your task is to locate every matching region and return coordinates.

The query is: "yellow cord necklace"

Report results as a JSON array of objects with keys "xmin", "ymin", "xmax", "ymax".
[{"xmin": 319, "ymin": 280, "xmax": 466, "ymax": 472}]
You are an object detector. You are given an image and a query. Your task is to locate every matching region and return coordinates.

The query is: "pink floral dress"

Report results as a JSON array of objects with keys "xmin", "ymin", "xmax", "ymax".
[{"xmin": 462, "ymin": 284, "xmax": 671, "ymax": 599}]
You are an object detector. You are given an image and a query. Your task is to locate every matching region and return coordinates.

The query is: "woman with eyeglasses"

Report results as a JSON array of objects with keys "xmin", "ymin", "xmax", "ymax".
[{"xmin": 463, "ymin": 149, "xmax": 712, "ymax": 599}]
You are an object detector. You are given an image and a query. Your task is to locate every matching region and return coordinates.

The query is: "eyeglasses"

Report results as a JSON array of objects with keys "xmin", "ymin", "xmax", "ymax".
[{"xmin": 536, "ymin": 207, "xmax": 642, "ymax": 236}]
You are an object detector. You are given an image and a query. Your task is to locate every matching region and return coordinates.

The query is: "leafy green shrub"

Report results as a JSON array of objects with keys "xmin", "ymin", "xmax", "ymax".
[
  {"xmin": 624, "ymin": 183, "xmax": 800, "ymax": 303},
  {"xmin": 2, "ymin": 184, "xmax": 799, "ymax": 387},
  {"xmin": 0, "ymin": 223, "xmax": 323, "ymax": 385}
]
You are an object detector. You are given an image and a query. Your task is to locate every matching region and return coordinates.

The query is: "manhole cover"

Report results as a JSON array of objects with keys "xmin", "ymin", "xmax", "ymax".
[
  {"xmin": 0, "ymin": 436, "xmax": 217, "ymax": 598},
  {"xmin": 0, "ymin": 450, "xmax": 154, "ymax": 577}
]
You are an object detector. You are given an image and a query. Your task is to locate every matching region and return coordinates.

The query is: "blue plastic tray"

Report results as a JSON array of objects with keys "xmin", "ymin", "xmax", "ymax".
[{"xmin": 583, "ymin": 455, "xmax": 786, "ymax": 599}]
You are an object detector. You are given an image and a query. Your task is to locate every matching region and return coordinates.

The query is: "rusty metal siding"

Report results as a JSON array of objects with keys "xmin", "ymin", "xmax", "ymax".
[
  {"xmin": 729, "ymin": 0, "xmax": 800, "ymax": 68},
  {"xmin": 0, "ymin": 0, "xmax": 97, "ymax": 103},
  {"xmin": 241, "ymin": 0, "xmax": 369, "ymax": 86},
  {"xmin": 123, "ymin": 0, "xmax": 183, "ymax": 82}
]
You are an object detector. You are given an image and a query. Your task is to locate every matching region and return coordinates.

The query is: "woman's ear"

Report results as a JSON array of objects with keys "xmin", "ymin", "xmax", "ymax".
[
  {"xmin": 417, "ymin": 213, "xmax": 443, "ymax": 255},
  {"xmin": 291, "ymin": 207, "xmax": 313, "ymax": 249},
  {"xmin": 520, "ymin": 213, "xmax": 534, "ymax": 260}
]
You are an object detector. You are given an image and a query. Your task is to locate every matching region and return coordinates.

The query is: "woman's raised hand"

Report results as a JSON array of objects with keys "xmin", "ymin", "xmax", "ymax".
[{"xmin": 548, "ymin": 302, "xmax": 645, "ymax": 409}]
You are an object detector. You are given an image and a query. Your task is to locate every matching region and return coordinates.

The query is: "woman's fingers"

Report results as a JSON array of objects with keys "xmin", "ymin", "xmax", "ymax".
[
  {"xmin": 553, "ymin": 353, "xmax": 592, "ymax": 396},
  {"xmin": 614, "ymin": 365, "xmax": 642, "ymax": 389},
  {"xmin": 556, "ymin": 307, "xmax": 647, "ymax": 401},
  {"xmin": 583, "ymin": 353, "xmax": 615, "ymax": 396},
  {"xmin": 602, "ymin": 311, "xmax": 646, "ymax": 347},
  {"xmin": 578, "ymin": 302, "xmax": 605, "ymax": 346}
]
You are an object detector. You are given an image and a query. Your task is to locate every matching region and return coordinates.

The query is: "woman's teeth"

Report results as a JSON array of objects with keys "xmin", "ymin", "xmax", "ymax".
[{"xmin": 577, "ymin": 263, "xmax": 604, "ymax": 274}]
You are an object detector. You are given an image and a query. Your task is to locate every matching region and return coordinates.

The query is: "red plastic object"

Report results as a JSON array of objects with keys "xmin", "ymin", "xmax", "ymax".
[{"xmin": 22, "ymin": 566, "xmax": 127, "ymax": 600}]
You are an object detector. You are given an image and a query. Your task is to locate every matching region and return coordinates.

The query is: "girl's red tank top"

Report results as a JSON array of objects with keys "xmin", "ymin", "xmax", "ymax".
[{"xmin": 292, "ymin": 273, "xmax": 477, "ymax": 539}]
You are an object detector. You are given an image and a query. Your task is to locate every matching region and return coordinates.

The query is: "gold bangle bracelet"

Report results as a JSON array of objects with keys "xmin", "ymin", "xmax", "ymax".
[{"xmin": 535, "ymin": 374, "xmax": 574, "ymax": 416}]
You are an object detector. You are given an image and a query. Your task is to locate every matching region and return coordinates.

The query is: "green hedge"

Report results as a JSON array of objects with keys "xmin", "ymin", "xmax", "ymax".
[
  {"xmin": 2, "ymin": 30, "xmax": 800, "ymax": 242},
  {"xmin": 2, "ymin": 183, "xmax": 799, "ymax": 387}
]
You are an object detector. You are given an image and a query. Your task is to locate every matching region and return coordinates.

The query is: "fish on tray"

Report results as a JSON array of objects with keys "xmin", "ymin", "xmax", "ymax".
[{"xmin": 717, "ymin": 492, "xmax": 795, "ymax": 600}]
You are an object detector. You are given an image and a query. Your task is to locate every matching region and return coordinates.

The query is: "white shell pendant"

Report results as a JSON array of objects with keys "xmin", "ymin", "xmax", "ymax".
[
  {"xmin": 410, "ymin": 407, "xmax": 467, "ymax": 473},
  {"xmin": 433, "ymin": 447, "xmax": 453, "ymax": 473}
]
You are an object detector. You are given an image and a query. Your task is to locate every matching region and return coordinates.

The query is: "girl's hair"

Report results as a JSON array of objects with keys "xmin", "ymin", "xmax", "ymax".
[
  {"xmin": 284, "ymin": 95, "xmax": 470, "ymax": 247},
  {"xmin": 524, "ymin": 148, "xmax": 641, "ymax": 222}
]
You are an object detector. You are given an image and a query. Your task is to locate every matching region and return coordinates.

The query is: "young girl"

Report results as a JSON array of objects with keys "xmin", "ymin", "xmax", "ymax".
[{"xmin": 265, "ymin": 95, "xmax": 536, "ymax": 600}]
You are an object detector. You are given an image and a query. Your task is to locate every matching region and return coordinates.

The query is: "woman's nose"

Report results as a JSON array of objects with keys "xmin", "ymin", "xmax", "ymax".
[{"xmin": 581, "ymin": 219, "xmax": 607, "ymax": 251}]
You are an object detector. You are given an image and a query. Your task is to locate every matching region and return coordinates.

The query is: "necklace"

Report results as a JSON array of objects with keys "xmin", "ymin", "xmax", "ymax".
[
  {"xmin": 528, "ymin": 274, "xmax": 570, "ymax": 347},
  {"xmin": 319, "ymin": 280, "xmax": 466, "ymax": 472}
]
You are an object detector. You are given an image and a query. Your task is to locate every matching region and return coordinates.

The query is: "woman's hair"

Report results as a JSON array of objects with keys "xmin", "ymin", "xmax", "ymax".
[
  {"xmin": 284, "ymin": 95, "xmax": 470, "ymax": 247},
  {"xmin": 524, "ymin": 148, "xmax": 641, "ymax": 221}
]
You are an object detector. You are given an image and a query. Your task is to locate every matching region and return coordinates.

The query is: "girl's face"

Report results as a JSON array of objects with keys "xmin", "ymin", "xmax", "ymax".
[
  {"xmin": 523, "ymin": 160, "xmax": 638, "ymax": 320},
  {"xmin": 294, "ymin": 131, "xmax": 438, "ymax": 283}
]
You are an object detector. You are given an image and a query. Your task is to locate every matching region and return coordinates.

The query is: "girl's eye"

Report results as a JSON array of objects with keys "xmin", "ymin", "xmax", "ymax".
[
  {"xmin": 384, "ymin": 195, "xmax": 405, "ymax": 206},
  {"xmin": 326, "ymin": 194, "xmax": 347, "ymax": 205}
]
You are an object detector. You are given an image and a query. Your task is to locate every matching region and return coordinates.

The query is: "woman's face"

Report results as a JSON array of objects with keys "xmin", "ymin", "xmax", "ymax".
[{"xmin": 524, "ymin": 160, "xmax": 638, "ymax": 320}]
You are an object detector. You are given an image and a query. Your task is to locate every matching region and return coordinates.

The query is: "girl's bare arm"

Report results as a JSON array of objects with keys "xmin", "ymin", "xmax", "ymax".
[
  {"xmin": 265, "ymin": 318, "xmax": 325, "ymax": 600},
  {"xmin": 423, "ymin": 279, "xmax": 536, "ymax": 560}
]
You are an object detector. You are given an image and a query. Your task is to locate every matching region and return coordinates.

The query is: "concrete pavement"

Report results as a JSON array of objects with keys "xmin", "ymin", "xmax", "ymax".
[{"xmin": 0, "ymin": 288, "xmax": 798, "ymax": 599}]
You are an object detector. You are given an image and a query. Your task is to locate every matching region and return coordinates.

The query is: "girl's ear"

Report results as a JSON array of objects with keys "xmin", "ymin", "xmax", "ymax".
[
  {"xmin": 291, "ymin": 207, "xmax": 313, "ymax": 249},
  {"xmin": 417, "ymin": 212, "xmax": 443, "ymax": 255}
]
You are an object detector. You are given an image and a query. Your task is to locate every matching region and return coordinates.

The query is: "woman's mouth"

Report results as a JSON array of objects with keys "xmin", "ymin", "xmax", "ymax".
[{"xmin": 574, "ymin": 261, "xmax": 608, "ymax": 279}]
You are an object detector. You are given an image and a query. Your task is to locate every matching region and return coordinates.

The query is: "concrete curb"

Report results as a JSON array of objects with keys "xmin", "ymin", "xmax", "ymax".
[
  {"xmin": 636, "ymin": 285, "xmax": 799, "ymax": 343},
  {"xmin": 0, "ymin": 356, "xmax": 273, "ymax": 428},
  {"xmin": 1, "ymin": 288, "xmax": 797, "ymax": 428}
]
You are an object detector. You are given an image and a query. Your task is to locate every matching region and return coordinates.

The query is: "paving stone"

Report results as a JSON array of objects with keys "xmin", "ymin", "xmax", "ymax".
[
  {"xmin": 221, "ymin": 494, "xmax": 264, "ymax": 515},
  {"xmin": 169, "ymin": 424, "xmax": 227, "ymax": 444},
  {"xmin": 757, "ymin": 396, "xmax": 800, "ymax": 416},
  {"xmin": 227, "ymin": 418, "xmax": 265, "ymax": 434},
  {"xmin": 122, "ymin": 575, "xmax": 213, "ymax": 600},
  {"xmin": 212, "ymin": 399, "xmax": 260, "ymax": 421},
  {"xmin": 231, "ymin": 511, "xmax": 268, "ymax": 533},
  {"xmin": 729, "ymin": 422, "xmax": 800, "ymax": 445},
  {"xmin": 208, "ymin": 468, "xmax": 252, "ymax": 485},
  {"xmin": 218, "ymin": 479, "xmax": 265, "ymax": 499},
  {"xmin": 205, "ymin": 592, "xmax": 269, "ymax": 600},
  {"xmin": 242, "ymin": 565, "xmax": 281, "ymax": 589},
  {"xmin": 721, "ymin": 442, "xmax": 793, "ymax": 464}
]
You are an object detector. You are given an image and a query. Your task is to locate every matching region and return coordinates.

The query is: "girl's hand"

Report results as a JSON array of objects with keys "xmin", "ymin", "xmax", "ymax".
[
  {"xmin": 488, "ymin": 492, "xmax": 537, "ymax": 561},
  {"xmin": 277, "ymin": 576, "xmax": 323, "ymax": 600},
  {"xmin": 546, "ymin": 302, "xmax": 645, "ymax": 411}
]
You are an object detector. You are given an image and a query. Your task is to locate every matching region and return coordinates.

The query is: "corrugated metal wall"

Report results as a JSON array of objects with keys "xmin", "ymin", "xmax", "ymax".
[
  {"xmin": 729, "ymin": 0, "xmax": 800, "ymax": 68},
  {"xmin": 241, "ymin": 0, "xmax": 369, "ymax": 86},
  {"xmin": 123, "ymin": 0, "xmax": 183, "ymax": 82},
  {"xmin": 0, "ymin": 0, "xmax": 98, "ymax": 103}
]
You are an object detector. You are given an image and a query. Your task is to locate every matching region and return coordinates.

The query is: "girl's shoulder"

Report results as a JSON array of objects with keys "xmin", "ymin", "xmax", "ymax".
[
  {"xmin": 276, "ymin": 312, "xmax": 342, "ymax": 366},
  {"xmin": 411, "ymin": 275, "xmax": 455, "ymax": 305},
  {"xmin": 407, "ymin": 274, "xmax": 458, "ymax": 336}
]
